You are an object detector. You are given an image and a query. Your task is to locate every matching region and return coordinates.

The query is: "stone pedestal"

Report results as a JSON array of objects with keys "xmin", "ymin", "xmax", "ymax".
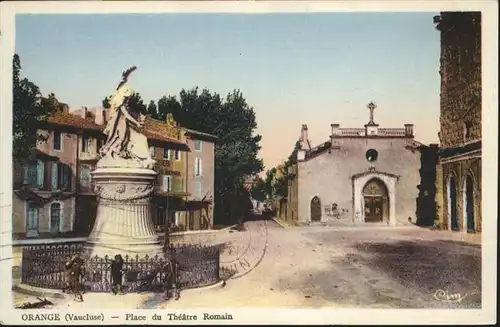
[{"xmin": 83, "ymin": 167, "xmax": 164, "ymax": 259}]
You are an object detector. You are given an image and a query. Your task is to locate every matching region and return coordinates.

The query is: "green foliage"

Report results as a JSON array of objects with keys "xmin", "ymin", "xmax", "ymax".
[
  {"xmin": 12, "ymin": 54, "xmax": 57, "ymax": 163},
  {"xmin": 157, "ymin": 95, "xmax": 182, "ymax": 121},
  {"xmin": 146, "ymin": 100, "xmax": 158, "ymax": 119},
  {"xmin": 250, "ymin": 177, "xmax": 266, "ymax": 202},
  {"xmin": 102, "ymin": 96, "xmax": 111, "ymax": 109},
  {"xmin": 127, "ymin": 92, "xmax": 147, "ymax": 115}
]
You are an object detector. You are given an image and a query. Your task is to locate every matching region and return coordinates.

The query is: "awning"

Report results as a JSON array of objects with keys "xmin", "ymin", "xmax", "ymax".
[{"xmin": 33, "ymin": 149, "xmax": 59, "ymax": 161}]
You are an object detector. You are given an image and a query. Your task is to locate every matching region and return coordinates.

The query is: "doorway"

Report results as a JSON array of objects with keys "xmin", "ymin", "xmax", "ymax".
[
  {"xmin": 362, "ymin": 178, "xmax": 388, "ymax": 223},
  {"xmin": 465, "ymin": 174, "xmax": 475, "ymax": 232},
  {"xmin": 310, "ymin": 196, "xmax": 322, "ymax": 222},
  {"xmin": 26, "ymin": 201, "xmax": 39, "ymax": 237},
  {"xmin": 449, "ymin": 177, "xmax": 458, "ymax": 231}
]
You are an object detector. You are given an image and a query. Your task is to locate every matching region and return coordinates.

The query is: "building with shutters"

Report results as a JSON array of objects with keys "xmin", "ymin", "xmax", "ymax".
[
  {"xmin": 433, "ymin": 12, "xmax": 482, "ymax": 232},
  {"xmin": 180, "ymin": 128, "xmax": 216, "ymax": 230},
  {"xmin": 13, "ymin": 104, "xmax": 216, "ymax": 240},
  {"xmin": 285, "ymin": 102, "xmax": 439, "ymax": 227},
  {"xmin": 12, "ymin": 102, "xmax": 105, "ymax": 240}
]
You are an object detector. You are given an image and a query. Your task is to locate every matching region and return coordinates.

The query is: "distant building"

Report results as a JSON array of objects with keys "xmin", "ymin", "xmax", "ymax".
[
  {"xmin": 286, "ymin": 103, "xmax": 438, "ymax": 226},
  {"xmin": 181, "ymin": 128, "xmax": 216, "ymax": 230},
  {"xmin": 433, "ymin": 12, "xmax": 482, "ymax": 232}
]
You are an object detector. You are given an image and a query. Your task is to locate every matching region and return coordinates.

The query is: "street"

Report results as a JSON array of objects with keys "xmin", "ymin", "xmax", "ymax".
[{"xmin": 13, "ymin": 218, "xmax": 481, "ymax": 309}]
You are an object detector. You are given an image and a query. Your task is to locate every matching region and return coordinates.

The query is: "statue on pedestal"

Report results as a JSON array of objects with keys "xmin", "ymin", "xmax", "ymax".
[
  {"xmin": 98, "ymin": 66, "xmax": 155, "ymax": 169},
  {"xmin": 85, "ymin": 66, "xmax": 164, "ymax": 259}
]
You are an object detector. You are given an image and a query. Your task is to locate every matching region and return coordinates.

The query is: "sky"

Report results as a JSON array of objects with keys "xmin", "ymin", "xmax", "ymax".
[{"xmin": 15, "ymin": 12, "xmax": 441, "ymax": 171}]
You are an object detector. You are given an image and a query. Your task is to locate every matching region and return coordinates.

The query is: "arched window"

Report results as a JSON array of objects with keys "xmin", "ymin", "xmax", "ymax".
[{"xmin": 50, "ymin": 202, "xmax": 61, "ymax": 234}]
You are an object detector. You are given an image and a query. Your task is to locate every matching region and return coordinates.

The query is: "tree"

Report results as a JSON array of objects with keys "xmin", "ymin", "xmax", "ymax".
[
  {"xmin": 127, "ymin": 92, "xmax": 147, "ymax": 115},
  {"xmin": 102, "ymin": 96, "xmax": 111, "ymax": 109},
  {"xmin": 146, "ymin": 100, "xmax": 158, "ymax": 119},
  {"xmin": 101, "ymin": 92, "xmax": 147, "ymax": 115},
  {"xmin": 157, "ymin": 95, "xmax": 182, "ymax": 121},
  {"xmin": 175, "ymin": 88, "xmax": 263, "ymax": 224},
  {"xmin": 12, "ymin": 54, "xmax": 57, "ymax": 163},
  {"xmin": 250, "ymin": 177, "xmax": 266, "ymax": 202}
]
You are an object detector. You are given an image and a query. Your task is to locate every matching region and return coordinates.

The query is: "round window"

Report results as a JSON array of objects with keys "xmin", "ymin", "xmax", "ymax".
[{"xmin": 366, "ymin": 149, "xmax": 378, "ymax": 162}]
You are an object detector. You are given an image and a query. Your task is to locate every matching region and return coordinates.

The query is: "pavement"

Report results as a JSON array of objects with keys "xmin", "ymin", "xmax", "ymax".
[{"xmin": 12, "ymin": 218, "xmax": 482, "ymax": 309}]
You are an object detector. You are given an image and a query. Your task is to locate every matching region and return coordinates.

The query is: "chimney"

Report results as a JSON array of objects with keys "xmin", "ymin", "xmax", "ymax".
[
  {"xmin": 61, "ymin": 104, "xmax": 69, "ymax": 114},
  {"xmin": 331, "ymin": 123, "xmax": 340, "ymax": 136},
  {"xmin": 300, "ymin": 124, "xmax": 309, "ymax": 149},
  {"xmin": 404, "ymin": 124, "xmax": 414, "ymax": 137}
]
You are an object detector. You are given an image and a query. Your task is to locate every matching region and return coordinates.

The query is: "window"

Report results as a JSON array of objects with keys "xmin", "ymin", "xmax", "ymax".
[
  {"xmin": 174, "ymin": 212, "xmax": 180, "ymax": 226},
  {"xmin": 194, "ymin": 182, "xmax": 202, "ymax": 200},
  {"xmin": 24, "ymin": 161, "xmax": 43, "ymax": 188},
  {"xmin": 102, "ymin": 110, "xmax": 107, "ymax": 124},
  {"xmin": 81, "ymin": 136, "xmax": 90, "ymax": 153},
  {"xmin": 50, "ymin": 202, "xmax": 61, "ymax": 234},
  {"xmin": 194, "ymin": 139, "xmax": 202, "ymax": 151},
  {"xmin": 96, "ymin": 139, "xmax": 103, "ymax": 152},
  {"xmin": 365, "ymin": 149, "xmax": 378, "ymax": 163},
  {"xmin": 53, "ymin": 132, "xmax": 62, "ymax": 151},
  {"xmin": 195, "ymin": 157, "xmax": 203, "ymax": 177},
  {"xmin": 162, "ymin": 175, "xmax": 172, "ymax": 192},
  {"xmin": 175, "ymin": 150, "xmax": 181, "ymax": 161},
  {"xmin": 51, "ymin": 163, "xmax": 71, "ymax": 191},
  {"xmin": 164, "ymin": 148, "xmax": 170, "ymax": 160},
  {"xmin": 80, "ymin": 164, "xmax": 92, "ymax": 187},
  {"xmin": 149, "ymin": 146, "xmax": 155, "ymax": 158}
]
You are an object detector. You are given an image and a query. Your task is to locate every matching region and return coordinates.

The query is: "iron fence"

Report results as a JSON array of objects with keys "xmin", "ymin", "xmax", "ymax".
[{"xmin": 21, "ymin": 243, "xmax": 220, "ymax": 294}]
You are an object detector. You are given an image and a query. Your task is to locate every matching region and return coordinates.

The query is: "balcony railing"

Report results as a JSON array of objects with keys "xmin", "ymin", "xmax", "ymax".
[{"xmin": 378, "ymin": 128, "xmax": 407, "ymax": 137}]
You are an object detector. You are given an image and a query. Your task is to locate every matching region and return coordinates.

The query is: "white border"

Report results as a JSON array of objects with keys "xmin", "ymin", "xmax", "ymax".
[{"xmin": 0, "ymin": 1, "xmax": 498, "ymax": 325}]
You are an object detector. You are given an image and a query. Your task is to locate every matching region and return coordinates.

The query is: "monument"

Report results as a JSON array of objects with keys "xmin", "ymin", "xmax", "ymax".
[{"xmin": 83, "ymin": 66, "xmax": 164, "ymax": 259}]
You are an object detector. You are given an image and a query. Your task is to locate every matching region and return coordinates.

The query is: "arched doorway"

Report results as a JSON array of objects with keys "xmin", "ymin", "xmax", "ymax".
[
  {"xmin": 362, "ymin": 178, "xmax": 389, "ymax": 223},
  {"xmin": 448, "ymin": 177, "xmax": 458, "ymax": 231},
  {"xmin": 464, "ymin": 174, "xmax": 475, "ymax": 232},
  {"xmin": 310, "ymin": 196, "xmax": 322, "ymax": 222}
]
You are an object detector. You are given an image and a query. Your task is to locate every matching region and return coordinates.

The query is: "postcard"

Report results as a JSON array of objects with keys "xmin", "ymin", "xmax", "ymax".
[{"xmin": 0, "ymin": 1, "xmax": 497, "ymax": 325}]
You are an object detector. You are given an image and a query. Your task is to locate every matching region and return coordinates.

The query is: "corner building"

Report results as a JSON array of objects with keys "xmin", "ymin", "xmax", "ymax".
[{"xmin": 434, "ymin": 12, "xmax": 482, "ymax": 232}]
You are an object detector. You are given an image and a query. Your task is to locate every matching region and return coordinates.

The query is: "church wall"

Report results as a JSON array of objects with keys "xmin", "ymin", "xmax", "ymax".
[{"xmin": 297, "ymin": 138, "xmax": 421, "ymax": 225}]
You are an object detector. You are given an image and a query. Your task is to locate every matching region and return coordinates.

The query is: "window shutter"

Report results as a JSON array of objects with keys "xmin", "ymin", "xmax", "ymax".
[
  {"xmin": 173, "ymin": 177, "xmax": 182, "ymax": 193},
  {"xmin": 199, "ymin": 158, "xmax": 203, "ymax": 176},
  {"xmin": 162, "ymin": 175, "xmax": 169, "ymax": 192},
  {"xmin": 37, "ymin": 160, "xmax": 44, "ymax": 188},
  {"xmin": 194, "ymin": 158, "xmax": 198, "ymax": 176},
  {"xmin": 51, "ymin": 162, "xmax": 59, "ymax": 190},
  {"xmin": 23, "ymin": 164, "xmax": 29, "ymax": 185},
  {"xmin": 63, "ymin": 165, "xmax": 70, "ymax": 191}
]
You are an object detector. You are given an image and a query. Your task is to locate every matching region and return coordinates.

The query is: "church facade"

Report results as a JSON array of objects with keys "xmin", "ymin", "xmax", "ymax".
[{"xmin": 286, "ymin": 103, "xmax": 438, "ymax": 227}]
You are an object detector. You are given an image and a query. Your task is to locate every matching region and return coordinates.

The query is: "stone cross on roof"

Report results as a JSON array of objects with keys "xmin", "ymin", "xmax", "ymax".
[{"xmin": 367, "ymin": 102, "xmax": 377, "ymax": 125}]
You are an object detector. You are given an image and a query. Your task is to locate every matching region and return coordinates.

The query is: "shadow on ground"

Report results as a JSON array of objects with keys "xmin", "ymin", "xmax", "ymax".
[{"xmin": 272, "ymin": 239, "xmax": 481, "ymax": 308}]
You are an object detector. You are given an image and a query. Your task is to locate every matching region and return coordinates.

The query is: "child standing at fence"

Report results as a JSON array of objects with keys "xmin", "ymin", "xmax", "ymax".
[
  {"xmin": 110, "ymin": 254, "xmax": 125, "ymax": 295},
  {"xmin": 64, "ymin": 255, "xmax": 84, "ymax": 302}
]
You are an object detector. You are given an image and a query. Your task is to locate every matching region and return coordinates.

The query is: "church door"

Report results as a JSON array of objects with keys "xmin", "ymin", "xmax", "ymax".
[
  {"xmin": 362, "ymin": 179, "xmax": 388, "ymax": 223},
  {"xmin": 310, "ymin": 196, "xmax": 322, "ymax": 222}
]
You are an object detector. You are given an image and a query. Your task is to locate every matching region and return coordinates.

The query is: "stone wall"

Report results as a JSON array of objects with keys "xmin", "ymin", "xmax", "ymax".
[
  {"xmin": 437, "ymin": 12, "xmax": 481, "ymax": 148},
  {"xmin": 435, "ymin": 12, "xmax": 482, "ymax": 232}
]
